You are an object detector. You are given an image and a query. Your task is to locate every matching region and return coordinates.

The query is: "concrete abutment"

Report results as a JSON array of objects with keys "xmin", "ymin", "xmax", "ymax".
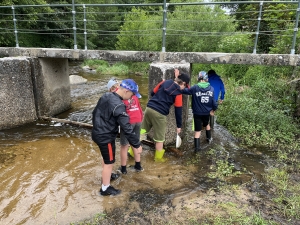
[
  {"xmin": 0, "ymin": 57, "xmax": 71, "ymax": 130},
  {"xmin": 147, "ymin": 63, "xmax": 190, "ymax": 145}
]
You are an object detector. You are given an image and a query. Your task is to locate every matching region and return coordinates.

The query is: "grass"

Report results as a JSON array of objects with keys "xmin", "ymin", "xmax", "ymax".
[
  {"xmin": 81, "ymin": 59, "xmax": 149, "ymax": 76},
  {"xmin": 74, "ymin": 61, "xmax": 300, "ymax": 225}
]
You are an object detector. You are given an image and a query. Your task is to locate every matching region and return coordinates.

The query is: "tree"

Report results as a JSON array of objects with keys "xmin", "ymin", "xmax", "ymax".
[
  {"xmin": 222, "ymin": 0, "xmax": 298, "ymax": 53},
  {"xmin": 116, "ymin": 2, "xmax": 237, "ymax": 52},
  {"xmin": 116, "ymin": 7, "xmax": 162, "ymax": 51},
  {"xmin": 0, "ymin": 0, "xmax": 52, "ymax": 47},
  {"xmin": 166, "ymin": 3, "xmax": 236, "ymax": 52}
]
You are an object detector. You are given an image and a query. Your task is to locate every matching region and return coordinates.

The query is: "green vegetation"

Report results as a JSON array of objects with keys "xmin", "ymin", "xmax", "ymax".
[
  {"xmin": 265, "ymin": 168, "xmax": 300, "ymax": 220},
  {"xmin": 82, "ymin": 59, "xmax": 149, "ymax": 76},
  {"xmin": 4, "ymin": 1, "xmax": 298, "ymax": 224},
  {"xmin": 193, "ymin": 63, "xmax": 300, "ymax": 224},
  {"xmin": 78, "ymin": 59, "xmax": 300, "ymax": 224}
]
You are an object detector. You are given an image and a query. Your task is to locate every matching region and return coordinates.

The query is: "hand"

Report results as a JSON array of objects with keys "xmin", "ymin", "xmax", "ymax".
[
  {"xmin": 210, "ymin": 110, "xmax": 215, "ymax": 116},
  {"xmin": 177, "ymin": 128, "xmax": 181, "ymax": 134},
  {"xmin": 174, "ymin": 68, "xmax": 180, "ymax": 78},
  {"xmin": 219, "ymin": 100, "xmax": 223, "ymax": 104}
]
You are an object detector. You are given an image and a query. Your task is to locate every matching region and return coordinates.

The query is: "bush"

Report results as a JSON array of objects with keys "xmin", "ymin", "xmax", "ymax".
[
  {"xmin": 217, "ymin": 72, "xmax": 299, "ymax": 147},
  {"xmin": 82, "ymin": 59, "xmax": 109, "ymax": 69}
]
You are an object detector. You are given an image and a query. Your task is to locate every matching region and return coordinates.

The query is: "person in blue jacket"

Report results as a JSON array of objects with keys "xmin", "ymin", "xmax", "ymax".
[
  {"xmin": 207, "ymin": 69, "xmax": 225, "ymax": 128},
  {"xmin": 181, "ymin": 71, "xmax": 218, "ymax": 152}
]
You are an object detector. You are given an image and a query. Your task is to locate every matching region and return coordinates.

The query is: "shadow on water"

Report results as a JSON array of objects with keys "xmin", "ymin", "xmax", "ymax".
[{"xmin": 0, "ymin": 63, "xmax": 275, "ymax": 225}]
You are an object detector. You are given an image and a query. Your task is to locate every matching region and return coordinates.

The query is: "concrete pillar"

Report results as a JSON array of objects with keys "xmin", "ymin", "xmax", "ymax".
[
  {"xmin": 0, "ymin": 57, "xmax": 37, "ymax": 130},
  {"xmin": 147, "ymin": 62, "xmax": 190, "ymax": 146},
  {"xmin": 0, "ymin": 57, "xmax": 71, "ymax": 130},
  {"xmin": 32, "ymin": 58, "xmax": 71, "ymax": 117}
]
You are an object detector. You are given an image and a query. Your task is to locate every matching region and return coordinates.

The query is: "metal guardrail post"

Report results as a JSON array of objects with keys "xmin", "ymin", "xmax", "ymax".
[
  {"xmin": 290, "ymin": 0, "xmax": 300, "ymax": 54},
  {"xmin": 161, "ymin": 0, "xmax": 168, "ymax": 52},
  {"xmin": 72, "ymin": 0, "xmax": 77, "ymax": 50},
  {"xmin": 253, "ymin": 1, "xmax": 263, "ymax": 54},
  {"xmin": 83, "ymin": 4, "xmax": 87, "ymax": 50},
  {"xmin": 12, "ymin": 6, "xmax": 19, "ymax": 48}
]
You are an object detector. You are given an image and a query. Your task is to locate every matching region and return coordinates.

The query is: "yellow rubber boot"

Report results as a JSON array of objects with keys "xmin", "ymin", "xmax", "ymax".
[
  {"xmin": 140, "ymin": 128, "xmax": 147, "ymax": 141},
  {"xmin": 128, "ymin": 146, "xmax": 134, "ymax": 158},
  {"xmin": 154, "ymin": 149, "xmax": 166, "ymax": 162}
]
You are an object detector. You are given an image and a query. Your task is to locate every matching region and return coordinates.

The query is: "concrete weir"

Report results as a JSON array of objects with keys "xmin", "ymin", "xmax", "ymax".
[
  {"xmin": 147, "ymin": 63, "xmax": 190, "ymax": 145},
  {"xmin": 0, "ymin": 57, "xmax": 70, "ymax": 130}
]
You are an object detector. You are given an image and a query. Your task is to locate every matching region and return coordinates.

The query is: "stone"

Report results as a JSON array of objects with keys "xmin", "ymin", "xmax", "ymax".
[{"xmin": 69, "ymin": 75, "xmax": 88, "ymax": 84}]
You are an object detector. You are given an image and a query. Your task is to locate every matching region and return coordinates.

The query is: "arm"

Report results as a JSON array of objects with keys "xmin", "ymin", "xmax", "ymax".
[
  {"xmin": 174, "ymin": 94, "xmax": 183, "ymax": 130},
  {"xmin": 115, "ymin": 105, "xmax": 141, "ymax": 148},
  {"xmin": 151, "ymin": 80, "xmax": 165, "ymax": 96},
  {"xmin": 212, "ymin": 98, "xmax": 218, "ymax": 111},
  {"xmin": 174, "ymin": 68, "xmax": 180, "ymax": 78},
  {"xmin": 181, "ymin": 87, "xmax": 193, "ymax": 95},
  {"xmin": 137, "ymin": 98, "xmax": 143, "ymax": 120},
  {"xmin": 220, "ymin": 80, "xmax": 225, "ymax": 101}
]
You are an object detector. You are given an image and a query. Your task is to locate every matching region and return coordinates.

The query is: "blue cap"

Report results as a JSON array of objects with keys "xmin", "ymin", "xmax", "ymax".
[
  {"xmin": 120, "ymin": 79, "xmax": 142, "ymax": 98},
  {"xmin": 198, "ymin": 71, "xmax": 208, "ymax": 80}
]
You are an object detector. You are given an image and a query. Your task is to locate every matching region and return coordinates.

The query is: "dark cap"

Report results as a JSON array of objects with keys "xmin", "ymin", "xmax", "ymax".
[
  {"xmin": 178, "ymin": 73, "xmax": 190, "ymax": 85},
  {"xmin": 207, "ymin": 70, "xmax": 216, "ymax": 75}
]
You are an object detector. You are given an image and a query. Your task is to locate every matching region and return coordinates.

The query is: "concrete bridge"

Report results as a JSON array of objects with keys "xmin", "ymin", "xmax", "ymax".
[
  {"xmin": 0, "ymin": 47, "xmax": 299, "ymax": 144},
  {"xmin": 1, "ymin": 47, "xmax": 300, "ymax": 66}
]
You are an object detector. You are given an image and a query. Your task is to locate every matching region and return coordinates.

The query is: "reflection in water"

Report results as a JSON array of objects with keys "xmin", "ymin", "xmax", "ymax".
[
  {"xmin": 0, "ymin": 67, "xmax": 268, "ymax": 225},
  {"xmin": 0, "ymin": 126, "xmax": 104, "ymax": 224}
]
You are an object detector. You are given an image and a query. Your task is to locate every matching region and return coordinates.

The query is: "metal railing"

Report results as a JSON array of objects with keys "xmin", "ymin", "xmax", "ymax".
[{"xmin": 0, "ymin": 1, "xmax": 299, "ymax": 54}]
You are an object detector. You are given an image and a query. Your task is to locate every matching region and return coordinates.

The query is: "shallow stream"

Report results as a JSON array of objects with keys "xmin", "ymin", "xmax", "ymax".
[{"xmin": 0, "ymin": 62, "xmax": 270, "ymax": 225}]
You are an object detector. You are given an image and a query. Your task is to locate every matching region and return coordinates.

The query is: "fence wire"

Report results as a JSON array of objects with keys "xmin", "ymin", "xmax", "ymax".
[{"xmin": 0, "ymin": 1, "xmax": 299, "ymax": 54}]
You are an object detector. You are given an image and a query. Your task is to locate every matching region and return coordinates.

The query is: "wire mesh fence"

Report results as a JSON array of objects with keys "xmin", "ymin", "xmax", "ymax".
[{"xmin": 0, "ymin": 1, "xmax": 299, "ymax": 54}]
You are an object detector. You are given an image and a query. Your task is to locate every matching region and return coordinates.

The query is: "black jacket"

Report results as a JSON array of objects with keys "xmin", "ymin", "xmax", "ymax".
[{"xmin": 92, "ymin": 92, "xmax": 141, "ymax": 148}]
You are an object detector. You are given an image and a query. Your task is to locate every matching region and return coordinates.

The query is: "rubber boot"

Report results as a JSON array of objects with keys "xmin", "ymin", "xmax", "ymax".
[
  {"xmin": 154, "ymin": 149, "xmax": 166, "ymax": 162},
  {"xmin": 128, "ymin": 146, "xmax": 134, "ymax": 158},
  {"xmin": 194, "ymin": 138, "xmax": 200, "ymax": 153},
  {"xmin": 210, "ymin": 115, "xmax": 215, "ymax": 129},
  {"xmin": 206, "ymin": 130, "xmax": 212, "ymax": 143},
  {"xmin": 140, "ymin": 128, "xmax": 147, "ymax": 141}
]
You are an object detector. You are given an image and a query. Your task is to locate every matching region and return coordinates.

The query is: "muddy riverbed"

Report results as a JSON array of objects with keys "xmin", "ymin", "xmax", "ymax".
[{"xmin": 0, "ymin": 63, "xmax": 293, "ymax": 225}]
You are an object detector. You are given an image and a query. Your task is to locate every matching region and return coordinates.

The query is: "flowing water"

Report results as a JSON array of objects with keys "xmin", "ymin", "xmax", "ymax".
[{"xmin": 0, "ymin": 62, "xmax": 270, "ymax": 225}]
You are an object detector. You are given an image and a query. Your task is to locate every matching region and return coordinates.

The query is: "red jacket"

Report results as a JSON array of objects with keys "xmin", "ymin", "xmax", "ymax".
[{"xmin": 123, "ymin": 95, "xmax": 143, "ymax": 124}]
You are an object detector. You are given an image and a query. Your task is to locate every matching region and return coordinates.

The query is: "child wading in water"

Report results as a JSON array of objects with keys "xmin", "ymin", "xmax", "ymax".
[
  {"xmin": 107, "ymin": 78, "xmax": 144, "ymax": 174},
  {"xmin": 181, "ymin": 71, "xmax": 218, "ymax": 152}
]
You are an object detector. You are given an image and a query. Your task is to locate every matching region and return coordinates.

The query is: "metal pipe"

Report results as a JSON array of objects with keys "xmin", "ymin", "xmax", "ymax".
[
  {"xmin": 72, "ymin": 0, "xmax": 77, "ymax": 50},
  {"xmin": 12, "ymin": 6, "xmax": 19, "ymax": 48},
  {"xmin": 0, "ymin": 2, "xmax": 297, "ymax": 9},
  {"xmin": 162, "ymin": 0, "xmax": 168, "ymax": 52},
  {"xmin": 253, "ymin": 1, "xmax": 263, "ymax": 54},
  {"xmin": 290, "ymin": 0, "xmax": 300, "ymax": 54},
  {"xmin": 83, "ymin": 4, "xmax": 87, "ymax": 50}
]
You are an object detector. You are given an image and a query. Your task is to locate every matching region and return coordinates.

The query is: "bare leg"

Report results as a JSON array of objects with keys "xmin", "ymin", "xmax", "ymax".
[
  {"xmin": 155, "ymin": 142, "xmax": 164, "ymax": 151},
  {"xmin": 120, "ymin": 144, "xmax": 129, "ymax": 166},
  {"xmin": 194, "ymin": 131, "xmax": 201, "ymax": 138},
  {"xmin": 102, "ymin": 162, "xmax": 113, "ymax": 186},
  {"xmin": 206, "ymin": 124, "xmax": 211, "ymax": 130}
]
